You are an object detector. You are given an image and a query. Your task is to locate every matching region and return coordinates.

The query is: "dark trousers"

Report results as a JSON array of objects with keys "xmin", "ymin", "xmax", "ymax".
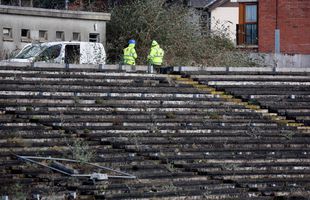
[
  {"xmin": 153, "ymin": 65, "xmax": 160, "ymax": 73},
  {"xmin": 154, "ymin": 65, "xmax": 173, "ymax": 74}
]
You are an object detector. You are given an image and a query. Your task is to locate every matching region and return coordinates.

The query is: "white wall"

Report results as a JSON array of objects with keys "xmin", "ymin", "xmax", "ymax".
[{"xmin": 210, "ymin": 7, "xmax": 239, "ymax": 44}]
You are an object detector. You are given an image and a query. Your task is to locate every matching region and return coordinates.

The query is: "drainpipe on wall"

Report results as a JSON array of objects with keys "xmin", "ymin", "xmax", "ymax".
[
  {"xmin": 275, "ymin": 0, "xmax": 280, "ymax": 54},
  {"xmin": 65, "ymin": 0, "xmax": 69, "ymax": 10}
]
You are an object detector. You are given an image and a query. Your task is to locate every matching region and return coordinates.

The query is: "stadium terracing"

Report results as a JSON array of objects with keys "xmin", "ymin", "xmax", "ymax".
[{"xmin": 0, "ymin": 64, "xmax": 309, "ymax": 199}]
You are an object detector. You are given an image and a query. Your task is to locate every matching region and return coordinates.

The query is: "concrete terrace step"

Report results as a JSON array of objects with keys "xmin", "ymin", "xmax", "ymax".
[
  {"xmin": 220, "ymin": 88, "xmax": 310, "ymax": 96},
  {"xmin": 104, "ymin": 186, "xmax": 255, "ymax": 200},
  {"xmin": 80, "ymin": 128, "xmax": 307, "ymax": 138},
  {"xmin": 183, "ymin": 69, "xmax": 310, "ymax": 76},
  {"xmin": 0, "ymin": 71, "xmax": 169, "ymax": 80},
  {"xmin": 0, "ymin": 95, "xmax": 244, "ymax": 109},
  {"xmin": 192, "ymin": 75, "xmax": 310, "ymax": 82},
  {"xmin": 239, "ymin": 95, "xmax": 310, "ymax": 102},
  {"xmin": 0, "ymin": 92, "xmax": 218, "ymax": 100},
  {"xmin": 0, "ymin": 84, "xmax": 204, "ymax": 96},
  {"xmin": 11, "ymin": 113, "xmax": 269, "ymax": 122},
  {"xmin": 2, "ymin": 105, "xmax": 268, "ymax": 116}
]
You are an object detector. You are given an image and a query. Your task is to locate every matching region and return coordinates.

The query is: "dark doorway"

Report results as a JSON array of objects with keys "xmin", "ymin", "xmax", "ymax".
[{"xmin": 65, "ymin": 45, "xmax": 80, "ymax": 64}]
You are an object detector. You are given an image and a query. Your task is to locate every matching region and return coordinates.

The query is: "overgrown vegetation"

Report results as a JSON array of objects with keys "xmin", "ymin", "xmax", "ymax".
[
  {"xmin": 69, "ymin": 140, "xmax": 95, "ymax": 162},
  {"xmin": 107, "ymin": 0, "xmax": 259, "ymax": 67}
]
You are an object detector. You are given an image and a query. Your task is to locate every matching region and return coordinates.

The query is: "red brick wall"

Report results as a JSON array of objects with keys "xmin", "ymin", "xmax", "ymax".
[{"xmin": 259, "ymin": 0, "xmax": 310, "ymax": 54}]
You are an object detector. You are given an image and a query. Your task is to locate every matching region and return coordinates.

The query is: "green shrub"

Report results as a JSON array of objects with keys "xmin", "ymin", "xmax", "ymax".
[{"xmin": 107, "ymin": 0, "xmax": 259, "ymax": 67}]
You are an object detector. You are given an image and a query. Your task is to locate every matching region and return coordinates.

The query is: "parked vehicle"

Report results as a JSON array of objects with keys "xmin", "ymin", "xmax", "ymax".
[{"xmin": 8, "ymin": 41, "xmax": 106, "ymax": 64}]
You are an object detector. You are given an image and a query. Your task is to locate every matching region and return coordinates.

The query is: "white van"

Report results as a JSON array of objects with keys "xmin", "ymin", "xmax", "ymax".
[{"xmin": 9, "ymin": 41, "xmax": 106, "ymax": 64}]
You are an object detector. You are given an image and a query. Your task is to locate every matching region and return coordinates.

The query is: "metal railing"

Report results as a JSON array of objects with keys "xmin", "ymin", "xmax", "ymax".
[{"xmin": 236, "ymin": 24, "xmax": 258, "ymax": 45}]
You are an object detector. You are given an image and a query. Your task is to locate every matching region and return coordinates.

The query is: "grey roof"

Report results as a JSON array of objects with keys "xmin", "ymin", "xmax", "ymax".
[{"xmin": 188, "ymin": 0, "xmax": 214, "ymax": 8}]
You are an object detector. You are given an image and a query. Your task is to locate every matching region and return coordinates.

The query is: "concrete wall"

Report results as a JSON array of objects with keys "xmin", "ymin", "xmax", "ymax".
[
  {"xmin": 261, "ymin": 53, "xmax": 310, "ymax": 68},
  {"xmin": 259, "ymin": 0, "xmax": 310, "ymax": 54},
  {"xmin": 211, "ymin": 7, "xmax": 239, "ymax": 44},
  {"xmin": 0, "ymin": 5, "xmax": 110, "ymax": 57}
]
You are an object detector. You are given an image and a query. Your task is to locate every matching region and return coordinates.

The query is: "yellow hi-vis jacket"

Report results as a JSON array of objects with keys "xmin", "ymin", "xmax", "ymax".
[
  {"xmin": 123, "ymin": 44, "xmax": 137, "ymax": 65},
  {"xmin": 147, "ymin": 41, "xmax": 164, "ymax": 66}
]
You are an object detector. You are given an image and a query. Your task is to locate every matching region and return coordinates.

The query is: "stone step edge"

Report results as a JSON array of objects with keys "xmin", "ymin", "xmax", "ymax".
[{"xmin": 173, "ymin": 75, "xmax": 310, "ymax": 133}]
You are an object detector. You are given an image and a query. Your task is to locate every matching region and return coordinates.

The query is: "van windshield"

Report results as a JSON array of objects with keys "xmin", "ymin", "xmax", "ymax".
[{"xmin": 15, "ymin": 45, "xmax": 45, "ymax": 59}]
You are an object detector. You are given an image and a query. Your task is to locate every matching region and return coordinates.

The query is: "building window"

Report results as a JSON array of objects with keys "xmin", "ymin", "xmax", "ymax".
[
  {"xmin": 39, "ymin": 30, "xmax": 48, "ymax": 41},
  {"xmin": 245, "ymin": 4, "xmax": 257, "ymax": 23},
  {"xmin": 21, "ymin": 29, "xmax": 30, "ymax": 42},
  {"xmin": 3, "ymin": 27, "xmax": 13, "ymax": 41},
  {"xmin": 56, "ymin": 31, "xmax": 65, "ymax": 41},
  {"xmin": 37, "ymin": 44, "xmax": 62, "ymax": 62},
  {"xmin": 89, "ymin": 33, "xmax": 100, "ymax": 42},
  {"xmin": 237, "ymin": 3, "xmax": 258, "ymax": 46},
  {"xmin": 72, "ymin": 32, "xmax": 81, "ymax": 41}
]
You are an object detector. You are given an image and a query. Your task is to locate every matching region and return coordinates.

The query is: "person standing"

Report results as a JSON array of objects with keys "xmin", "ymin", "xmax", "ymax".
[
  {"xmin": 123, "ymin": 39, "xmax": 137, "ymax": 65},
  {"xmin": 147, "ymin": 40, "xmax": 164, "ymax": 73}
]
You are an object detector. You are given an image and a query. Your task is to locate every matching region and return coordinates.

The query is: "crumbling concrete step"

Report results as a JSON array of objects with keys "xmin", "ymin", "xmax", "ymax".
[
  {"xmin": 239, "ymin": 95, "xmax": 310, "ymax": 101},
  {"xmin": 205, "ymin": 81, "xmax": 310, "ymax": 87},
  {"xmin": 216, "ymin": 87, "xmax": 310, "ymax": 95},
  {"xmin": 192, "ymin": 75, "xmax": 310, "ymax": 82},
  {"xmin": 184, "ymin": 70, "xmax": 310, "ymax": 76},
  {"xmin": 2, "ymin": 106, "xmax": 269, "ymax": 117},
  {"xmin": 12, "ymin": 113, "xmax": 270, "ymax": 123},
  {"xmin": 71, "ymin": 128, "xmax": 303, "ymax": 136},
  {"xmin": 0, "ymin": 69, "xmax": 169, "ymax": 79},
  {"xmin": 104, "ymin": 186, "xmax": 252, "ymax": 200},
  {"xmin": 0, "ymin": 91, "xmax": 220, "ymax": 100},
  {"xmin": 0, "ymin": 130, "xmax": 65, "ymax": 139},
  {"xmin": 0, "ymin": 98, "xmax": 245, "ymax": 108},
  {"xmin": 0, "ymin": 83, "xmax": 210, "ymax": 94}
]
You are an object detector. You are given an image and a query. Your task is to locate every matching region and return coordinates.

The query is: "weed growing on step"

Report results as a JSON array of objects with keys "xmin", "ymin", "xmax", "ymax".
[
  {"xmin": 246, "ymin": 122, "xmax": 262, "ymax": 139},
  {"xmin": 83, "ymin": 128, "xmax": 90, "ymax": 134},
  {"xmin": 69, "ymin": 140, "xmax": 95, "ymax": 163},
  {"xmin": 220, "ymin": 163, "xmax": 240, "ymax": 171},
  {"xmin": 25, "ymin": 106, "xmax": 33, "ymax": 112},
  {"xmin": 131, "ymin": 133, "xmax": 141, "ymax": 151},
  {"xmin": 2, "ymin": 130, "xmax": 18, "ymax": 138},
  {"xmin": 166, "ymin": 76, "xmax": 176, "ymax": 86},
  {"xmin": 73, "ymin": 96, "xmax": 80, "ymax": 104},
  {"xmin": 165, "ymin": 162, "xmax": 176, "ymax": 173},
  {"xmin": 203, "ymin": 191, "xmax": 212, "ymax": 198},
  {"xmin": 280, "ymin": 129, "xmax": 296, "ymax": 140},
  {"xmin": 3, "ymin": 183, "xmax": 28, "ymax": 200},
  {"xmin": 162, "ymin": 183, "xmax": 178, "ymax": 192},
  {"xmin": 248, "ymin": 99, "xmax": 259, "ymax": 105},
  {"xmin": 58, "ymin": 110, "xmax": 65, "ymax": 126},
  {"xmin": 95, "ymin": 98, "xmax": 104, "ymax": 105},
  {"xmin": 112, "ymin": 116, "xmax": 123, "ymax": 126},
  {"xmin": 205, "ymin": 111, "xmax": 222, "ymax": 121},
  {"xmin": 166, "ymin": 112, "xmax": 176, "ymax": 119},
  {"xmin": 149, "ymin": 110, "xmax": 161, "ymax": 134},
  {"xmin": 97, "ymin": 181, "xmax": 110, "ymax": 195},
  {"xmin": 46, "ymin": 175, "xmax": 66, "ymax": 200},
  {"xmin": 7, "ymin": 137, "xmax": 25, "ymax": 146}
]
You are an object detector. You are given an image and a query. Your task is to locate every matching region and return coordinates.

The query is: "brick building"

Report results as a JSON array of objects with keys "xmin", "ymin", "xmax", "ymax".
[
  {"xmin": 259, "ymin": 0, "xmax": 310, "ymax": 54},
  {"xmin": 233, "ymin": 0, "xmax": 310, "ymax": 67},
  {"xmin": 235, "ymin": 0, "xmax": 310, "ymax": 54}
]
